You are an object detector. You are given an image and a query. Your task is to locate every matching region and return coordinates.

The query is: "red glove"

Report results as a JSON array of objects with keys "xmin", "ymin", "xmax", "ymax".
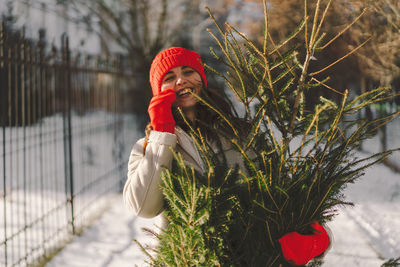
[
  {"xmin": 148, "ymin": 89, "xmax": 176, "ymax": 133},
  {"xmin": 278, "ymin": 222, "xmax": 330, "ymax": 266}
]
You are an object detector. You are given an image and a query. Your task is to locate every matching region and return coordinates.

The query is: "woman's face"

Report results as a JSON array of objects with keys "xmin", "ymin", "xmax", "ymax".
[{"xmin": 161, "ymin": 66, "xmax": 203, "ymax": 110}]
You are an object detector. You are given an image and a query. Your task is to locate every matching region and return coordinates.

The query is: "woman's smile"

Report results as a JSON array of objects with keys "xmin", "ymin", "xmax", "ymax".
[
  {"xmin": 176, "ymin": 87, "xmax": 193, "ymax": 97},
  {"xmin": 160, "ymin": 66, "xmax": 203, "ymax": 111}
]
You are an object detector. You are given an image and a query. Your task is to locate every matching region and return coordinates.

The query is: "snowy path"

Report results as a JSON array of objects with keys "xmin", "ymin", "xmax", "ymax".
[
  {"xmin": 46, "ymin": 194, "xmax": 160, "ymax": 267},
  {"xmin": 324, "ymin": 210, "xmax": 384, "ymax": 266}
]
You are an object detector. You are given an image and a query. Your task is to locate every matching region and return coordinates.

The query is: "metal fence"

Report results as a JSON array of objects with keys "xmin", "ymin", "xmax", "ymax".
[{"xmin": 0, "ymin": 23, "xmax": 135, "ymax": 266}]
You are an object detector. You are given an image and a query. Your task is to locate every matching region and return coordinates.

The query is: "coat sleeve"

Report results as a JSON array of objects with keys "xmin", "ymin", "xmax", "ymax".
[{"xmin": 123, "ymin": 130, "xmax": 177, "ymax": 218}]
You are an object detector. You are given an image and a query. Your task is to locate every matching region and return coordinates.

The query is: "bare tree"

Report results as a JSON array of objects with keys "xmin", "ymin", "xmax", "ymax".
[
  {"xmin": 70, "ymin": 0, "xmax": 204, "ymax": 116},
  {"xmin": 348, "ymin": 0, "xmax": 400, "ymax": 87}
]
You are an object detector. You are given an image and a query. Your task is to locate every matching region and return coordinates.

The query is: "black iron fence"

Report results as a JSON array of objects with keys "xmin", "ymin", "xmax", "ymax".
[{"xmin": 0, "ymin": 23, "xmax": 136, "ymax": 266}]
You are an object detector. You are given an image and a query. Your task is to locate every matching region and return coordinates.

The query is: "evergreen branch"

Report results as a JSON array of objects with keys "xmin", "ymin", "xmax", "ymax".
[
  {"xmin": 345, "ymin": 87, "xmax": 399, "ymax": 114},
  {"xmin": 313, "ymin": 32, "xmax": 327, "ymax": 51},
  {"xmin": 297, "ymin": 103, "xmax": 330, "ymax": 163},
  {"xmin": 204, "ymin": 63, "xmax": 239, "ymax": 101},
  {"xmin": 272, "ymin": 65, "xmax": 297, "ymax": 86},
  {"xmin": 176, "ymin": 108, "xmax": 214, "ymax": 174},
  {"xmin": 245, "ymin": 109, "xmax": 267, "ymax": 150},
  {"xmin": 275, "ymin": 185, "xmax": 290, "ymax": 205},
  {"xmin": 314, "ymin": 109, "xmax": 320, "ymax": 146},
  {"xmin": 253, "ymin": 199, "xmax": 278, "ymax": 214},
  {"xmin": 341, "ymin": 149, "xmax": 397, "ymax": 178},
  {"xmin": 270, "ymin": 49, "xmax": 299, "ymax": 72},
  {"xmin": 258, "ymin": 57, "xmax": 273, "ymax": 103},
  {"xmin": 162, "ymin": 171, "xmax": 190, "ymax": 223},
  {"xmin": 287, "ymin": 32, "xmax": 316, "ymax": 144},
  {"xmin": 312, "ymin": 0, "xmax": 333, "ymax": 46},
  {"xmin": 366, "ymin": 109, "xmax": 400, "ymax": 134},
  {"xmin": 224, "ymin": 23, "xmax": 244, "ymax": 68},
  {"xmin": 280, "ymin": 77, "xmax": 296, "ymax": 95},
  {"xmin": 265, "ymin": 220, "xmax": 276, "ymax": 248},
  {"xmin": 309, "ymin": 184, "xmax": 334, "ymax": 219},
  {"xmin": 206, "ymin": 29, "xmax": 245, "ymax": 103},
  {"xmin": 320, "ymin": 117, "xmax": 386, "ymax": 187},
  {"xmin": 246, "ymin": 56, "xmax": 263, "ymax": 86},
  {"xmin": 381, "ymin": 257, "xmax": 400, "ymax": 267},
  {"xmin": 311, "ymin": 92, "xmax": 348, "ymax": 187},
  {"xmin": 310, "ymin": 37, "xmax": 371, "ymax": 76},
  {"xmin": 216, "ymin": 168, "xmax": 234, "ymax": 194},
  {"xmin": 237, "ymin": 220, "xmax": 253, "ymax": 254},
  {"xmin": 196, "ymin": 129, "xmax": 213, "ymax": 174},
  {"xmin": 327, "ymin": 91, "xmax": 348, "ymax": 144},
  {"xmin": 267, "ymin": 32, "xmax": 299, "ymax": 79},
  {"xmin": 229, "ymin": 26, "xmax": 265, "ymax": 59},
  {"xmin": 265, "ymin": 72, "xmax": 285, "ymax": 130},
  {"xmin": 226, "ymin": 27, "xmax": 285, "ymax": 124},
  {"xmin": 263, "ymin": 0, "xmax": 269, "ymax": 54},
  {"xmin": 170, "ymin": 152, "xmax": 196, "ymax": 214},
  {"xmin": 318, "ymin": 8, "xmax": 368, "ymax": 50},
  {"xmin": 261, "ymin": 152, "xmax": 276, "ymax": 184},
  {"xmin": 334, "ymin": 153, "xmax": 393, "ymax": 194},
  {"xmin": 310, "ymin": 77, "xmax": 345, "ymax": 95},
  {"xmin": 277, "ymin": 145, "xmax": 288, "ymax": 185},
  {"xmin": 191, "ymin": 93, "xmax": 240, "ymax": 139},
  {"xmin": 270, "ymin": 255, "xmax": 281, "ymax": 267},
  {"xmin": 229, "ymin": 40, "xmax": 279, "ymax": 121},
  {"xmin": 134, "ymin": 239, "xmax": 156, "ymax": 262},
  {"xmin": 304, "ymin": 0, "xmax": 309, "ymax": 52},
  {"xmin": 309, "ymin": 0, "xmax": 322, "ymax": 53},
  {"xmin": 238, "ymin": 169, "xmax": 252, "ymax": 193},
  {"xmin": 222, "ymin": 30, "xmax": 250, "ymax": 110},
  {"xmin": 268, "ymin": 18, "xmax": 307, "ymax": 56},
  {"xmin": 225, "ymin": 23, "xmax": 248, "ymax": 83},
  {"xmin": 261, "ymin": 179, "xmax": 283, "ymax": 226},
  {"xmin": 232, "ymin": 139, "xmax": 260, "ymax": 179},
  {"xmin": 205, "ymin": 6, "xmax": 225, "ymax": 37},
  {"xmin": 265, "ymin": 116, "xmax": 282, "ymax": 159}
]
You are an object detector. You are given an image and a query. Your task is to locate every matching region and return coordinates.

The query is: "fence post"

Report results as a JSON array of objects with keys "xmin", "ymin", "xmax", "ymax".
[
  {"xmin": 61, "ymin": 33, "xmax": 75, "ymax": 235},
  {"xmin": 0, "ymin": 20, "xmax": 8, "ymax": 267},
  {"xmin": 379, "ymin": 103, "xmax": 388, "ymax": 152},
  {"xmin": 115, "ymin": 55, "xmax": 125, "ymax": 192}
]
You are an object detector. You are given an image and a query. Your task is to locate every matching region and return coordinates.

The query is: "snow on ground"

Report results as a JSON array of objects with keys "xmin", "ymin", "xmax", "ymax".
[
  {"xmin": 46, "ymin": 151, "xmax": 400, "ymax": 267},
  {"xmin": 45, "ymin": 193, "xmax": 162, "ymax": 267}
]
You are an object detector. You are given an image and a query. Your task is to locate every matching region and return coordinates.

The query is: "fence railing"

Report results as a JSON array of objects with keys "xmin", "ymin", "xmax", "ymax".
[{"xmin": 0, "ymin": 22, "xmax": 134, "ymax": 266}]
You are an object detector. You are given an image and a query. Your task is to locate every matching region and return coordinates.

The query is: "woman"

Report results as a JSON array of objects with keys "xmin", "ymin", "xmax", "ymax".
[
  {"xmin": 123, "ymin": 47, "xmax": 329, "ymax": 265},
  {"xmin": 123, "ymin": 47, "xmax": 242, "ymax": 218}
]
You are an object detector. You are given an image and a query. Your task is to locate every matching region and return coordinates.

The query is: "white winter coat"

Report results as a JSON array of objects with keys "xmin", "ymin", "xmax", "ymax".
[{"xmin": 123, "ymin": 126, "xmax": 243, "ymax": 218}]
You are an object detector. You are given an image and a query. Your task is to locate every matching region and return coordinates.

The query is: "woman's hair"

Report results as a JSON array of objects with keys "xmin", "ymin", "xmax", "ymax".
[
  {"xmin": 142, "ymin": 85, "xmax": 242, "ymax": 155},
  {"xmin": 174, "ymin": 86, "xmax": 237, "ymax": 138}
]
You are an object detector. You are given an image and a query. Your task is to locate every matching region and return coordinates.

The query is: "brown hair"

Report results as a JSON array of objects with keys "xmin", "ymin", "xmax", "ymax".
[
  {"xmin": 142, "ymin": 85, "xmax": 240, "ymax": 155},
  {"xmin": 143, "ymin": 123, "xmax": 154, "ymax": 155}
]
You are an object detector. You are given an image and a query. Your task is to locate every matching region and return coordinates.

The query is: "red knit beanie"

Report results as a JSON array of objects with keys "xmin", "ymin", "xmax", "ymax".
[{"xmin": 149, "ymin": 47, "xmax": 207, "ymax": 96}]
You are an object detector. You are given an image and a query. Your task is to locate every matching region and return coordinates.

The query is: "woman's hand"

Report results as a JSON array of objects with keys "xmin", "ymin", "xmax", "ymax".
[
  {"xmin": 278, "ymin": 222, "xmax": 330, "ymax": 266},
  {"xmin": 148, "ymin": 89, "xmax": 176, "ymax": 133}
]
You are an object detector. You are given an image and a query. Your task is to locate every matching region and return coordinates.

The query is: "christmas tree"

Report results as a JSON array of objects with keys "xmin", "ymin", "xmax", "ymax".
[{"xmin": 139, "ymin": 1, "xmax": 400, "ymax": 266}]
